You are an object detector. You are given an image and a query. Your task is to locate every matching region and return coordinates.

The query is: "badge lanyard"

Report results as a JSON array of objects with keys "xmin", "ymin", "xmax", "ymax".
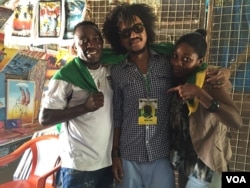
[
  {"xmin": 143, "ymin": 73, "xmax": 151, "ymax": 98},
  {"xmin": 138, "ymin": 72, "xmax": 158, "ymax": 125},
  {"xmin": 138, "ymin": 64, "xmax": 152, "ymax": 98}
]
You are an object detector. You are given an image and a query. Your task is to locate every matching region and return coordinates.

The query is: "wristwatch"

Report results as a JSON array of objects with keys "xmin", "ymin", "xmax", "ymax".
[{"xmin": 207, "ymin": 99, "xmax": 220, "ymax": 113}]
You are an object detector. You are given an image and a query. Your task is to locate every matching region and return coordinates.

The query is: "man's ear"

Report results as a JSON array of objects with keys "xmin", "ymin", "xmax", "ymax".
[
  {"xmin": 72, "ymin": 43, "xmax": 77, "ymax": 51},
  {"xmin": 71, "ymin": 43, "xmax": 77, "ymax": 55}
]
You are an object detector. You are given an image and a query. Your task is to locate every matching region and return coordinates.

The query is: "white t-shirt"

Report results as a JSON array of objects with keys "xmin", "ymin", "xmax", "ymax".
[{"xmin": 41, "ymin": 65, "xmax": 113, "ymax": 171}]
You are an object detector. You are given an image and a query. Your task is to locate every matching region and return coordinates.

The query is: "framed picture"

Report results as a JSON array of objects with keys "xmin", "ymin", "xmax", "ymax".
[
  {"xmin": 39, "ymin": 0, "xmax": 62, "ymax": 37},
  {"xmin": 63, "ymin": 0, "xmax": 86, "ymax": 39},
  {"xmin": 6, "ymin": 79, "xmax": 36, "ymax": 126},
  {"xmin": 11, "ymin": 1, "xmax": 35, "ymax": 37}
]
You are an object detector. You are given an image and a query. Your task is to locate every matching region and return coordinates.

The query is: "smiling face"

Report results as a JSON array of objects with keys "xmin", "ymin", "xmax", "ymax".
[
  {"xmin": 73, "ymin": 25, "xmax": 103, "ymax": 69},
  {"xmin": 118, "ymin": 16, "xmax": 147, "ymax": 55},
  {"xmin": 171, "ymin": 42, "xmax": 203, "ymax": 80}
]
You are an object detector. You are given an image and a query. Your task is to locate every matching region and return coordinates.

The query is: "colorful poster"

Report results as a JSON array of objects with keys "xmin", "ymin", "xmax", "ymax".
[
  {"xmin": 12, "ymin": 1, "xmax": 35, "ymax": 37},
  {"xmin": 39, "ymin": 0, "xmax": 61, "ymax": 37},
  {"xmin": 63, "ymin": 0, "xmax": 86, "ymax": 39},
  {"xmin": 0, "ymin": 43, "xmax": 18, "ymax": 71},
  {"xmin": 45, "ymin": 47, "xmax": 73, "ymax": 79},
  {"xmin": 6, "ymin": 79, "xmax": 36, "ymax": 126},
  {"xmin": 4, "ymin": 0, "xmax": 38, "ymax": 47},
  {"xmin": 11, "ymin": 1, "xmax": 35, "ymax": 37},
  {"xmin": 2, "ymin": 52, "xmax": 38, "ymax": 75}
]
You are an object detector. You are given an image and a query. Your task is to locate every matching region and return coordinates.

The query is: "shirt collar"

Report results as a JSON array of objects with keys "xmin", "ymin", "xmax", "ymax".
[{"xmin": 121, "ymin": 49, "xmax": 160, "ymax": 68}]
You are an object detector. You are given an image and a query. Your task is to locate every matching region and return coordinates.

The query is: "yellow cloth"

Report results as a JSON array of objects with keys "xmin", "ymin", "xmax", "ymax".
[{"xmin": 187, "ymin": 63, "xmax": 208, "ymax": 115}]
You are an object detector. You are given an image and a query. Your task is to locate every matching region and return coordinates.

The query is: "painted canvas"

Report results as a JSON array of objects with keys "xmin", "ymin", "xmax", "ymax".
[
  {"xmin": 0, "ymin": 72, "xmax": 6, "ymax": 128},
  {"xmin": 19, "ymin": 48, "xmax": 46, "ymax": 60},
  {"xmin": 6, "ymin": 79, "xmax": 36, "ymax": 126},
  {"xmin": 2, "ymin": 52, "xmax": 38, "ymax": 76},
  {"xmin": 0, "ymin": 43, "xmax": 18, "ymax": 71},
  {"xmin": 39, "ymin": 1, "xmax": 62, "ymax": 37},
  {"xmin": 28, "ymin": 59, "xmax": 47, "ymax": 119},
  {"xmin": 63, "ymin": 0, "xmax": 86, "ymax": 39},
  {"xmin": 45, "ymin": 47, "xmax": 72, "ymax": 79},
  {"xmin": 11, "ymin": 1, "xmax": 35, "ymax": 37},
  {"xmin": 0, "ymin": 6, "xmax": 13, "ymax": 29},
  {"xmin": 3, "ymin": 0, "xmax": 37, "ymax": 47}
]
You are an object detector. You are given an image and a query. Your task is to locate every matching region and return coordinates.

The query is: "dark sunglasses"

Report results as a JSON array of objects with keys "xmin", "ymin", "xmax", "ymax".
[{"xmin": 119, "ymin": 23, "xmax": 145, "ymax": 39}]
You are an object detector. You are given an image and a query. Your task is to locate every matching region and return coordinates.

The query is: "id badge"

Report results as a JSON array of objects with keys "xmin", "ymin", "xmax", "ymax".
[{"xmin": 138, "ymin": 98, "xmax": 158, "ymax": 125}]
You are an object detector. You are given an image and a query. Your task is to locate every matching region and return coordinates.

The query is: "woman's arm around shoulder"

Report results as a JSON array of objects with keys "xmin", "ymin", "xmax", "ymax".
[{"xmin": 203, "ymin": 84, "xmax": 242, "ymax": 130}]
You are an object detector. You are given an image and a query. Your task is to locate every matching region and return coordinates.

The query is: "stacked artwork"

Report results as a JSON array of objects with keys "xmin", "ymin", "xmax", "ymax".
[
  {"xmin": 0, "ymin": 48, "xmax": 48, "ymax": 129},
  {"xmin": 0, "ymin": 43, "xmax": 75, "ymax": 130},
  {"xmin": 0, "ymin": 0, "xmax": 83, "ymax": 142}
]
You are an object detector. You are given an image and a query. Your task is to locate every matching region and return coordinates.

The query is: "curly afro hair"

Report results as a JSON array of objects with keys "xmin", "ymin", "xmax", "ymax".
[{"xmin": 102, "ymin": 3, "xmax": 157, "ymax": 54}]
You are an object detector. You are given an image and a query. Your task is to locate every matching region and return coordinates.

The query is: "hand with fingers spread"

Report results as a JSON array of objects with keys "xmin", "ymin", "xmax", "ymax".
[{"xmin": 84, "ymin": 92, "xmax": 104, "ymax": 112}]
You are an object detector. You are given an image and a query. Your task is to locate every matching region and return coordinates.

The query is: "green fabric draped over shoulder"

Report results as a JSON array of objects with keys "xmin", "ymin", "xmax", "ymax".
[
  {"xmin": 52, "ymin": 42, "xmax": 174, "ymax": 131},
  {"xmin": 101, "ymin": 42, "xmax": 174, "ymax": 64},
  {"xmin": 52, "ymin": 42, "xmax": 174, "ymax": 92},
  {"xmin": 53, "ymin": 57, "xmax": 99, "ymax": 92},
  {"xmin": 150, "ymin": 42, "xmax": 174, "ymax": 57},
  {"xmin": 187, "ymin": 62, "xmax": 208, "ymax": 85},
  {"xmin": 102, "ymin": 42, "xmax": 174, "ymax": 64}
]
